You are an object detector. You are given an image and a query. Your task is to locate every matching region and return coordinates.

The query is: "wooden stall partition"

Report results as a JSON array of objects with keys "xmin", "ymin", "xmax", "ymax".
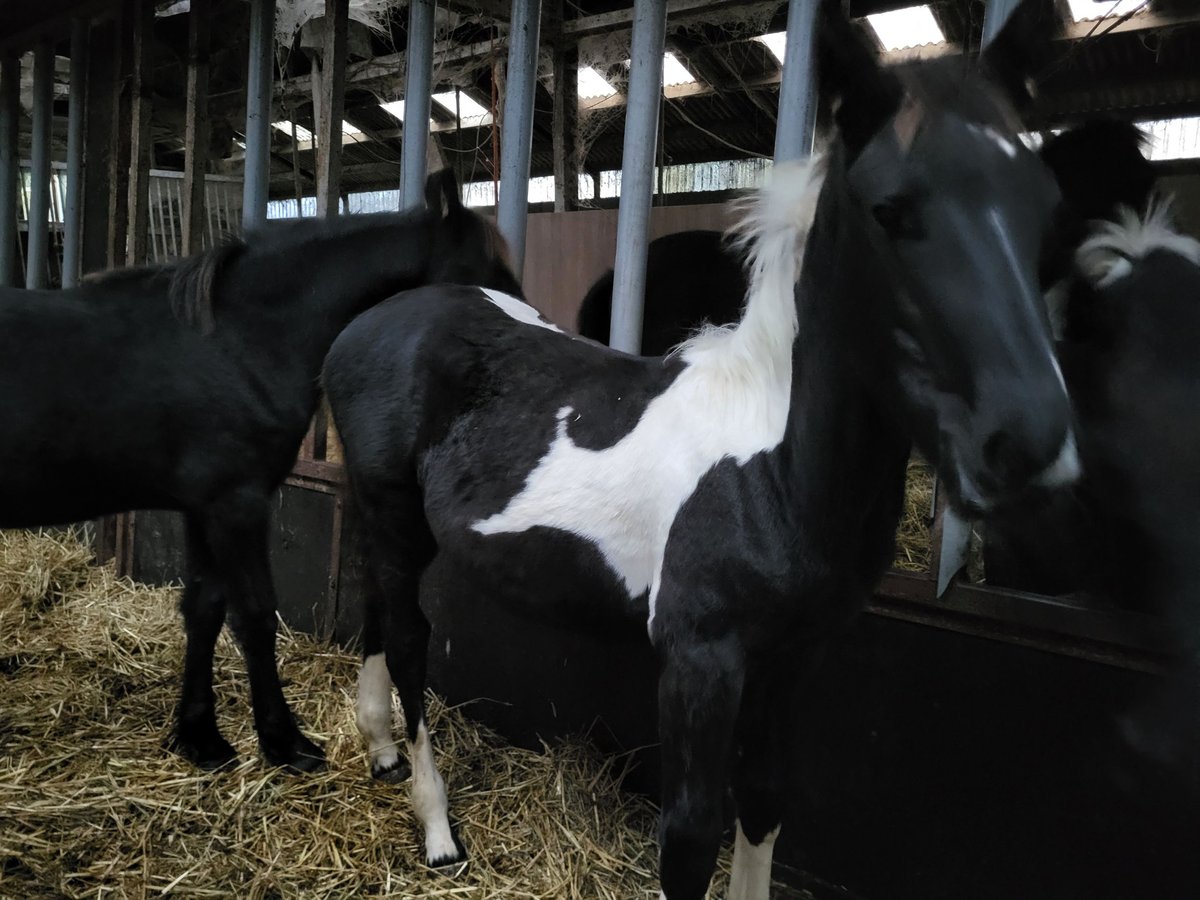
[{"xmin": 520, "ymin": 201, "xmax": 736, "ymax": 330}]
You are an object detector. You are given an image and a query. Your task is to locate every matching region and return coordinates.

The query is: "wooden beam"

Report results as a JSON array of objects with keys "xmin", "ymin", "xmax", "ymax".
[
  {"xmin": 316, "ymin": 0, "xmax": 349, "ymax": 219},
  {"xmin": 106, "ymin": 2, "xmax": 133, "ymax": 269},
  {"xmin": 81, "ymin": 17, "xmax": 116, "ymax": 276},
  {"xmin": 126, "ymin": 0, "xmax": 153, "ymax": 265},
  {"xmin": 181, "ymin": 0, "xmax": 210, "ymax": 255},
  {"xmin": 550, "ymin": 3, "xmax": 578, "ymax": 213}
]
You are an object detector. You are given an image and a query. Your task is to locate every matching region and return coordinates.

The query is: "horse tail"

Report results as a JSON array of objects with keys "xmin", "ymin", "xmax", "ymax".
[{"xmin": 168, "ymin": 239, "xmax": 245, "ymax": 335}]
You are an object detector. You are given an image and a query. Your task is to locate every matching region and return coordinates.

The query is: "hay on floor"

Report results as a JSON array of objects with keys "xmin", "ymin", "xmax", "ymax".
[
  {"xmin": 0, "ymin": 529, "xmax": 810, "ymax": 899},
  {"xmin": 892, "ymin": 456, "xmax": 935, "ymax": 575}
]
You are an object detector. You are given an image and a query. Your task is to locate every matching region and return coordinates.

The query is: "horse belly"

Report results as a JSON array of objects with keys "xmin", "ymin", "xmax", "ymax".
[{"xmin": 427, "ymin": 524, "xmax": 651, "ymax": 630}]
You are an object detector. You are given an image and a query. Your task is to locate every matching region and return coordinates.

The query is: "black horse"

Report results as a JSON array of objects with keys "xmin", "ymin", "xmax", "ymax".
[
  {"xmin": 0, "ymin": 171, "xmax": 519, "ymax": 773},
  {"xmin": 322, "ymin": 4, "xmax": 1073, "ymax": 895},
  {"xmin": 577, "ymin": 230, "xmax": 746, "ymax": 354},
  {"xmin": 982, "ymin": 123, "xmax": 1200, "ymax": 796}
]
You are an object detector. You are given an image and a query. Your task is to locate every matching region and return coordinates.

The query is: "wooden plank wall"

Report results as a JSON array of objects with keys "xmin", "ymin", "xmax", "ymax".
[{"xmin": 520, "ymin": 201, "xmax": 736, "ymax": 329}]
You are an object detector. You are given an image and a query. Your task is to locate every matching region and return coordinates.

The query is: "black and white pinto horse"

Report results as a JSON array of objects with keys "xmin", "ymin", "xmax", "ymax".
[
  {"xmin": 323, "ymin": 13, "xmax": 1077, "ymax": 900},
  {"xmin": 0, "ymin": 172, "xmax": 519, "ymax": 773}
]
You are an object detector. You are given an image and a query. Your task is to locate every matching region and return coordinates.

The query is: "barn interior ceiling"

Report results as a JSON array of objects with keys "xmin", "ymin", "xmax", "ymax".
[{"xmin": 3, "ymin": 0, "xmax": 1199, "ymax": 200}]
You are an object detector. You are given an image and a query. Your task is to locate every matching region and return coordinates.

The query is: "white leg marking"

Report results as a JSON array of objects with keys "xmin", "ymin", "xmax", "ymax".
[
  {"xmin": 727, "ymin": 820, "xmax": 780, "ymax": 900},
  {"xmin": 356, "ymin": 653, "xmax": 400, "ymax": 775},
  {"xmin": 410, "ymin": 720, "xmax": 458, "ymax": 865}
]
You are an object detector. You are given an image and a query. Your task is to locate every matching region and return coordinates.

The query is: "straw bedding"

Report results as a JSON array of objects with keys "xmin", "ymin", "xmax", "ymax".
[
  {"xmin": 0, "ymin": 529, "xmax": 810, "ymax": 899},
  {"xmin": 892, "ymin": 457, "xmax": 935, "ymax": 575}
]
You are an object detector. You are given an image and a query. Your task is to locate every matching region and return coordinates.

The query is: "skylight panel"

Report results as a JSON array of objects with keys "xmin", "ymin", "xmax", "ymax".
[
  {"xmin": 1137, "ymin": 116, "xmax": 1200, "ymax": 161},
  {"xmin": 1066, "ymin": 0, "xmax": 1148, "ymax": 22},
  {"xmin": 379, "ymin": 100, "xmax": 406, "ymax": 121},
  {"xmin": 662, "ymin": 53, "xmax": 696, "ymax": 87},
  {"xmin": 341, "ymin": 120, "xmax": 363, "ymax": 135},
  {"xmin": 431, "ymin": 91, "xmax": 491, "ymax": 125},
  {"xmin": 865, "ymin": 5, "xmax": 945, "ymax": 51},
  {"xmin": 578, "ymin": 66, "xmax": 618, "ymax": 100},
  {"xmin": 755, "ymin": 31, "xmax": 787, "ymax": 66},
  {"xmin": 272, "ymin": 120, "xmax": 313, "ymax": 142}
]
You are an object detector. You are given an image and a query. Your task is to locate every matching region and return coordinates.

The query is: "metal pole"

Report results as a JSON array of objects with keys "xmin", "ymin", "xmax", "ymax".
[
  {"xmin": 496, "ymin": 0, "xmax": 543, "ymax": 274},
  {"xmin": 773, "ymin": 0, "xmax": 819, "ymax": 163},
  {"xmin": 981, "ymin": 0, "xmax": 1022, "ymax": 48},
  {"xmin": 242, "ymin": 0, "xmax": 275, "ymax": 231},
  {"xmin": 62, "ymin": 20, "xmax": 89, "ymax": 288},
  {"xmin": 609, "ymin": 0, "xmax": 666, "ymax": 354},
  {"xmin": 27, "ymin": 41, "xmax": 55, "ymax": 290},
  {"xmin": 399, "ymin": 0, "xmax": 434, "ymax": 209},
  {"xmin": 0, "ymin": 54, "xmax": 19, "ymax": 287}
]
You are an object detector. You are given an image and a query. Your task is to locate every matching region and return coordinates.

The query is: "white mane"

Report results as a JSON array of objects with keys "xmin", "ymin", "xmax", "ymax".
[
  {"xmin": 673, "ymin": 154, "xmax": 827, "ymax": 402},
  {"xmin": 1076, "ymin": 197, "xmax": 1200, "ymax": 289}
]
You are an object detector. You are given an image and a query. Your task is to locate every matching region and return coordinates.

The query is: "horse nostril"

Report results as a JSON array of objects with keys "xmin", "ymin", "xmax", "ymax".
[{"xmin": 982, "ymin": 429, "xmax": 1035, "ymax": 486}]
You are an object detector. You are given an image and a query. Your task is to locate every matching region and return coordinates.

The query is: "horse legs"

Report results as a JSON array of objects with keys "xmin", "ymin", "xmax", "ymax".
[
  {"xmin": 655, "ymin": 631, "xmax": 745, "ymax": 900},
  {"xmin": 357, "ymin": 494, "xmax": 460, "ymax": 867},
  {"xmin": 171, "ymin": 518, "xmax": 236, "ymax": 768},
  {"xmin": 201, "ymin": 495, "xmax": 324, "ymax": 772},
  {"xmin": 356, "ymin": 585, "xmax": 409, "ymax": 782},
  {"xmin": 727, "ymin": 646, "xmax": 824, "ymax": 900}
]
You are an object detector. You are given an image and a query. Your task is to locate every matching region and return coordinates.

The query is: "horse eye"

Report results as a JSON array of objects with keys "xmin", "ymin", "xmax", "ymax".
[{"xmin": 872, "ymin": 199, "xmax": 922, "ymax": 240}]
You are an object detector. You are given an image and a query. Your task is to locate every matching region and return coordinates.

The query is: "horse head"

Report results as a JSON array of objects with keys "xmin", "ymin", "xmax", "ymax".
[
  {"xmin": 423, "ymin": 168, "xmax": 524, "ymax": 297},
  {"xmin": 815, "ymin": 0, "xmax": 1077, "ymax": 515}
]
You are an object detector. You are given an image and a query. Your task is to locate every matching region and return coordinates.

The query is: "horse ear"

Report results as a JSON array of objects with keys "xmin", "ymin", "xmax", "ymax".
[
  {"xmin": 817, "ymin": 0, "xmax": 903, "ymax": 160},
  {"xmin": 979, "ymin": 0, "xmax": 1058, "ymax": 110},
  {"xmin": 424, "ymin": 168, "xmax": 463, "ymax": 218}
]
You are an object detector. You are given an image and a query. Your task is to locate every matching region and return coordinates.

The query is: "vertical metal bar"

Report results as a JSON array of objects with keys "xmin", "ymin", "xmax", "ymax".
[
  {"xmin": 242, "ymin": 0, "xmax": 275, "ymax": 231},
  {"xmin": 609, "ymin": 0, "xmax": 666, "ymax": 354},
  {"xmin": 0, "ymin": 54, "xmax": 17, "ymax": 287},
  {"xmin": 773, "ymin": 0, "xmax": 819, "ymax": 164},
  {"xmin": 26, "ymin": 42, "xmax": 55, "ymax": 290},
  {"xmin": 182, "ymin": 0, "xmax": 211, "ymax": 255},
  {"xmin": 62, "ymin": 20, "xmax": 89, "ymax": 288},
  {"xmin": 496, "ymin": 0, "xmax": 543, "ymax": 273},
  {"xmin": 398, "ymin": 0, "xmax": 434, "ymax": 209},
  {"xmin": 316, "ymin": 0, "xmax": 349, "ymax": 219},
  {"xmin": 982, "ymin": 0, "xmax": 1022, "ymax": 49}
]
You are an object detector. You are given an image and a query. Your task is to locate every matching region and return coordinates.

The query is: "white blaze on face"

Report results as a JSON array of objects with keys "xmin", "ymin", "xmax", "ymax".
[{"xmin": 1036, "ymin": 431, "xmax": 1082, "ymax": 488}]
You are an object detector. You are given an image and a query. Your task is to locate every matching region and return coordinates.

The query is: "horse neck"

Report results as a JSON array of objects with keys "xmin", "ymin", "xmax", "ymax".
[
  {"xmin": 779, "ymin": 172, "xmax": 912, "ymax": 525},
  {"xmin": 234, "ymin": 217, "xmax": 436, "ymax": 367}
]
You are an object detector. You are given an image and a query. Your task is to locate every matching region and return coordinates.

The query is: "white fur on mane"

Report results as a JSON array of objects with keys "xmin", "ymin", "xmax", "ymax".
[
  {"xmin": 673, "ymin": 156, "xmax": 827, "ymax": 407},
  {"xmin": 1076, "ymin": 198, "xmax": 1200, "ymax": 289}
]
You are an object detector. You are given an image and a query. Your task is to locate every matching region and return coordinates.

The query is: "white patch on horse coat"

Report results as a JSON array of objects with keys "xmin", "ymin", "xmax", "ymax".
[
  {"xmin": 728, "ymin": 821, "xmax": 781, "ymax": 900},
  {"xmin": 471, "ymin": 159, "xmax": 826, "ymax": 631},
  {"xmin": 356, "ymin": 652, "xmax": 399, "ymax": 774},
  {"xmin": 410, "ymin": 720, "xmax": 457, "ymax": 864},
  {"xmin": 480, "ymin": 287, "xmax": 563, "ymax": 332},
  {"xmin": 1076, "ymin": 199, "xmax": 1200, "ymax": 288}
]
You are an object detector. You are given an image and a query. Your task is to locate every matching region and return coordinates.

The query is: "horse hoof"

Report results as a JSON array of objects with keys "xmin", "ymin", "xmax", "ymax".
[
  {"xmin": 371, "ymin": 759, "xmax": 411, "ymax": 784},
  {"xmin": 263, "ymin": 734, "xmax": 326, "ymax": 774},
  {"xmin": 169, "ymin": 730, "xmax": 238, "ymax": 771},
  {"xmin": 427, "ymin": 830, "xmax": 467, "ymax": 871}
]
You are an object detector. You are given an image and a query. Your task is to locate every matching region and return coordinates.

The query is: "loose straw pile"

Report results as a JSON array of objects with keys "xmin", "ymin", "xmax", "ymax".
[{"xmin": 0, "ymin": 529, "xmax": 810, "ymax": 899}]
